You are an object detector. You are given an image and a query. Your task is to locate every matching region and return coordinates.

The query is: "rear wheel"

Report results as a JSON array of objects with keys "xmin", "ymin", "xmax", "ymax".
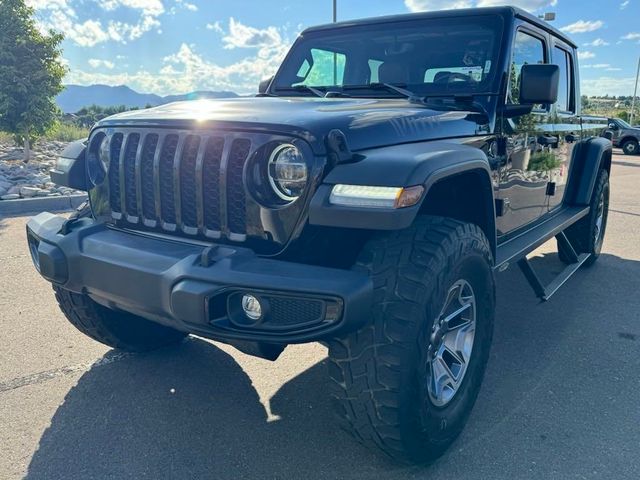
[
  {"xmin": 328, "ymin": 216, "xmax": 495, "ymax": 463},
  {"xmin": 558, "ymin": 169, "xmax": 609, "ymax": 267},
  {"xmin": 621, "ymin": 139, "xmax": 639, "ymax": 155},
  {"xmin": 54, "ymin": 286, "xmax": 186, "ymax": 351}
]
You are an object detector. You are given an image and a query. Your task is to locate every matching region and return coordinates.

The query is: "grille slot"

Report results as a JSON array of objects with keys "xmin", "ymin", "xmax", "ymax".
[{"xmin": 105, "ymin": 129, "xmax": 256, "ymax": 241}]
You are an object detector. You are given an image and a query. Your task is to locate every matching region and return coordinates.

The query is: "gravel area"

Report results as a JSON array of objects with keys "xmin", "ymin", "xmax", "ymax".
[{"xmin": 0, "ymin": 141, "xmax": 84, "ymax": 201}]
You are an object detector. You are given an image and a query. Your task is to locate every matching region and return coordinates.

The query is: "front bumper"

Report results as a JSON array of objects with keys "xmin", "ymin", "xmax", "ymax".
[{"xmin": 26, "ymin": 213, "xmax": 372, "ymax": 344}]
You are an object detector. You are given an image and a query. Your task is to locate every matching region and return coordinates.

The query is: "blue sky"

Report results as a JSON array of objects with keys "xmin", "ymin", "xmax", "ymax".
[{"xmin": 28, "ymin": 0, "xmax": 640, "ymax": 96}]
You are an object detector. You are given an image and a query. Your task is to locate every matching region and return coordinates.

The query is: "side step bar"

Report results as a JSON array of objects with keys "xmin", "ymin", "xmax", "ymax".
[
  {"xmin": 495, "ymin": 207, "xmax": 591, "ymax": 301},
  {"xmin": 517, "ymin": 248, "xmax": 591, "ymax": 301}
]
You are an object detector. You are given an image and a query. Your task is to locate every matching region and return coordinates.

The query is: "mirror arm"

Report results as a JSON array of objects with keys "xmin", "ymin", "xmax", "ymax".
[{"xmin": 501, "ymin": 103, "xmax": 534, "ymax": 118}]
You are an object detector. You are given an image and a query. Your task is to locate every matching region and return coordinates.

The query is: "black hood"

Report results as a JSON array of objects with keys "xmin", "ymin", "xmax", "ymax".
[{"xmin": 96, "ymin": 97, "xmax": 491, "ymax": 153}]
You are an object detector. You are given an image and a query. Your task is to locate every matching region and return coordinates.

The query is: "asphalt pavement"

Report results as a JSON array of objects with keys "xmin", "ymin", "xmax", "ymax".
[{"xmin": 1, "ymin": 151, "xmax": 639, "ymax": 480}]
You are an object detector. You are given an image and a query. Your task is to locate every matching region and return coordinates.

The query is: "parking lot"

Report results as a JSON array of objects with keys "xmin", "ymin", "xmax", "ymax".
[{"xmin": 1, "ymin": 150, "xmax": 639, "ymax": 480}]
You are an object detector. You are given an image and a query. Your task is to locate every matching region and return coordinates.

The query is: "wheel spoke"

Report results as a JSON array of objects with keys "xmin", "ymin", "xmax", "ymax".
[
  {"xmin": 442, "ymin": 303, "xmax": 472, "ymax": 332},
  {"xmin": 426, "ymin": 279, "xmax": 477, "ymax": 407}
]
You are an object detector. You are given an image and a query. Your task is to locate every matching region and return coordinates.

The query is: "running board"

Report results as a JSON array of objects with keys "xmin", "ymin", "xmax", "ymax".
[
  {"xmin": 495, "ymin": 206, "xmax": 590, "ymax": 269},
  {"xmin": 517, "ymin": 250, "xmax": 591, "ymax": 301}
]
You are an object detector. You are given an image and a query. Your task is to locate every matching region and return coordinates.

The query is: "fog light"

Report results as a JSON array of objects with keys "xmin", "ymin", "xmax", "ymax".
[{"xmin": 241, "ymin": 294, "xmax": 263, "ymax": 321}]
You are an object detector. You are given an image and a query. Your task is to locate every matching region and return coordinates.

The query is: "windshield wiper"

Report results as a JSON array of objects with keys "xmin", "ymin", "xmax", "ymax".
[
  {"xmin": 274, "ymin": 85, "xmax": 325, "ymax": 98},
  {"xmin": 342, "ymin": 83, "xmax": 423, "ymax": 103},
  {"xmin": 421, "ymin": 94, "xmax": 492, "ymax": 119}
]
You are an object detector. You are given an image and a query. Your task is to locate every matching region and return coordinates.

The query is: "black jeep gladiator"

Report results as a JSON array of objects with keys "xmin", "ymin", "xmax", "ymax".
[
  {"xmin": 603, "ymin": 117, "xmax": 640, "ymax": 155},
  {"xmin": 27, "ymin": 6, "xmax": 612, "ymax": 463}
]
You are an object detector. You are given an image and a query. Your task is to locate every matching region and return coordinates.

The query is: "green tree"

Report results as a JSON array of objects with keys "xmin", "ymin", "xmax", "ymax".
[{"xmin": 0, "ymin": 0, "xmax": 66, "ymax": 161}]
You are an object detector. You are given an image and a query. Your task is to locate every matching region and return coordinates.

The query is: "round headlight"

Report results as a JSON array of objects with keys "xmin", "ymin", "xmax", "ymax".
[
  {"xmin": 98, "ymin": 135, "xmax": 110, "ymax": 170},
  {"xmin": 267, "ymin": 144, "xmax": 307, "ymax": 201},
  {"xmin": 87, "ymin": 135, "xmax": 109, "ymax": 185}
]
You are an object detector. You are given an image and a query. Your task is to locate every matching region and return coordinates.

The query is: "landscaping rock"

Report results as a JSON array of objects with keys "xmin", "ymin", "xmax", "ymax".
[{"xmin": 0, "ymin": 139, "xmax": 85, "ymax": 201}]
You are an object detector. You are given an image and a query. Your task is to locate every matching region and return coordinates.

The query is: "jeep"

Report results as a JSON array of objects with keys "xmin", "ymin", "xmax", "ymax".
[
  {"xmin": 27, "ymin": 6, "xmax": 612, "ymax": 463},
  {"xmin": 603, "ymin": 117, "xmax": 640, "ymax": 155}
]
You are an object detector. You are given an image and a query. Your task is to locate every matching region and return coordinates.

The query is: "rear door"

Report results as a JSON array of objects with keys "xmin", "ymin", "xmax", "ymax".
[{"xmin": 548, "ymin": 42, "xmax": 579, "ymax": 211}]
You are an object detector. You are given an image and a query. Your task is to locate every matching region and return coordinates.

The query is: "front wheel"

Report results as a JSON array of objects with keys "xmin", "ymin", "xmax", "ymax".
[
  {"xmin": 54, "ymin": 286, "xmax": 187, "ymax": 352},
  {"xmin": 328, "ymin": 217, "xmax": 495, "ymax": 463},
  {"xmin": 621, "ymin": 139, "xmax": 639, "ymax": 155}
]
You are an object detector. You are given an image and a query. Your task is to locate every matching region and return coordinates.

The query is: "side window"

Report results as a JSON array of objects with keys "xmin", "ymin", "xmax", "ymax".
[
  {"xmin": 296, "ymin": 48, "xmax": 345, "ymax": 86},
  {"xmin": 553, "ymin": 46, "xmax": 573, "ymax": 113},
  {"xmin": 509, "ymin": 30, "xmax": 546, "ymax": 105}
]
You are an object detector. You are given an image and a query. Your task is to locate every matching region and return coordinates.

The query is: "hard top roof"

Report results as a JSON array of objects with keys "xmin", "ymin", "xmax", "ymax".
[{"xmin": 302, "ymin": 6, "xmax": 577, "ymax": 49}]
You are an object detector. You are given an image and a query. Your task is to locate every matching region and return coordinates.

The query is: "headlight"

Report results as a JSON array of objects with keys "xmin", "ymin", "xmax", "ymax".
[
  {"xmin": 98, "ymin": 135, "xmax": 110, "ymax": 171},
  {"xmin": 329, "ymin": 184, "xmax": 424, "ymax": 209},
  {"xmin": 268, "ymin": 144, "xmax": 307, "ymax": 201},
  {"xmin": 87, "ymin": 134, "xmax": 109, "ymax": 186}
]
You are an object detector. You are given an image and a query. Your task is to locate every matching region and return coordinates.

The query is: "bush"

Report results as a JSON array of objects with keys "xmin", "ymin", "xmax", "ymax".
[{"xmin": 44, "ymin": 123, "xmax": 90, "ymax": 142}]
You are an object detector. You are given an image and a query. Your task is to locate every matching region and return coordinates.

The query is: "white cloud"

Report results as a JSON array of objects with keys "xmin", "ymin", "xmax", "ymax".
[
  {"xmin": 581, "ymin": 76, "xmax": 637, "ymax": 96},
  {"xmin": 222, "ymin": 18, "xmax": 282, "ymax": 50},
  {"xmin": 621, "ymin": 32, "xmax": 640, "ymax": 41},
  {"xmin": 620, "ymin": 0, "xmax": 630, "ymax": 8},
  {"xmin": 583, "ymin": 38, "xmax": 609, "ymax": 47},
  {"xmin": 65, "ymin": 20, "xmax": 299, "ymax": 96},
  {"xmin": 101, "ymin": 0, "xmax": 164, "ymax": 16},
  {"xmin": 404, "ymin": 0, "xmax": 556, "ymax": 12},
  {"xmin": 71, "ymin": 20, "xmax": 111, "ymax": 47},
  {"xmin": 560, "ymin": 20, "xmax": 604, "ymax": 34},
  {"xmin": 578, "ymin": 50, "xmax": 596, "ymax": 60},
  {"xmin": 88, "ymin": 59, "xmax": 116, "ymax": 69},
  {"xmin": 404, "ymin": 0, "xmax": 472, "ymax": 10},
  {"xmin": 28, "ymin": 0, "xmax": 163, "ymax": 47},
  {"xmin": 581, "ymin": 63, "xmax": 611, "ymax": 69},
  {"xmin": 175, "ymin": 0, "xmax": 197, "ymax": 12},
  {"xmin": 206, "ymin": 21, "xmax": 224, "ymax": 34}
]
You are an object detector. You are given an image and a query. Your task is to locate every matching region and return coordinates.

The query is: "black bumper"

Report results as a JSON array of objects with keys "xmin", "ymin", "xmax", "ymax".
[{"xmin": 26, "ymin": 213, "xmax": 372, "ymax": 344}]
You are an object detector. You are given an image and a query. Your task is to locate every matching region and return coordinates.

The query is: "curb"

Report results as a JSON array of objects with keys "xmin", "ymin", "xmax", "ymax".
[{"xmin": 0, "ymin": 194, "xmax": 88, "ymax": 217}]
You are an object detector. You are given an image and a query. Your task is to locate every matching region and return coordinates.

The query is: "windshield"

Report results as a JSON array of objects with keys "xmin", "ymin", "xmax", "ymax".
[
  {"xmin": 615, "ymin": 118, "xmax": 632, "ymax": 129},
  {"xmin": 272, "ymin": 15, "xmax": 504, "ymax": 97}
]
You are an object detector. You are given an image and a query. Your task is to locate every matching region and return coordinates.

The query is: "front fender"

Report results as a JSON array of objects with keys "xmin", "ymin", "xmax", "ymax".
[{"xmin": 309, "ymin": 141, "xmax": 493, "ymax": 230}]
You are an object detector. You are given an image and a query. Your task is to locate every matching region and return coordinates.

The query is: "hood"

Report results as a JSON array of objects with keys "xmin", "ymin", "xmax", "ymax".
[{"xmin": 96, "ymin": 97, "xmax": 491, "ymax": 153}]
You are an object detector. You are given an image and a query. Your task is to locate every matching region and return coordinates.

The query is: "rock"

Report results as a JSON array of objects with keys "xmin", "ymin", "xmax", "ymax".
[
  {"xmin": 19, "ymin": 186, "xmax": 42, "ymax": 197},
  {"xmin": 7, "ymin": 185, "xmax": 21, "ymax": 195},
  {"xmin": 1, "ymin": 194, "xmax": 20, "ymax": 200}
]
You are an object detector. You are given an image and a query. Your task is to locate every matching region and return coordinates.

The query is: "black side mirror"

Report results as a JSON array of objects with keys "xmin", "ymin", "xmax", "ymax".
[
  {"xmin": 519, "ymin": 64, "xmax": 559, "ymax": 105},
  {"xmin": 608, "ymin": 123, "xmax": 618, "ymax": 130},
  {"xmin": 258, "ymin": 76, "xmax": 273, "ymax": 94}
]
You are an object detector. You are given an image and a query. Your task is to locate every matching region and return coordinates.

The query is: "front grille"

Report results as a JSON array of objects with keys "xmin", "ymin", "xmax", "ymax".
[{"xmin": 104, "ymin": 129, "xmax": 255, "ymax": 240}]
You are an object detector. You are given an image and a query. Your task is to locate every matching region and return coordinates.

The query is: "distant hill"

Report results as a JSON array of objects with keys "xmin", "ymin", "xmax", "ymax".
[{"xmin": 56, "ymin": 84, "xmax": 240, "ymax": 113}]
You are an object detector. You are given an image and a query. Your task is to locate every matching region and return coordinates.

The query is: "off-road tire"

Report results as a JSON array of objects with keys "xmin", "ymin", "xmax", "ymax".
[
  {"xmin": 558, "ymin": 169, "xmax": 609, "ymax": 267},
  {"xmin": 621, "ymin": 139, "xmax": 639, "ymax": 156},
  {"xmin": 54, "ymin": 286, "xmax": 187, "ymax": 351},
  {"xmin": 328, "ymin": 216, "xmax": 495, "ymax": 463}
]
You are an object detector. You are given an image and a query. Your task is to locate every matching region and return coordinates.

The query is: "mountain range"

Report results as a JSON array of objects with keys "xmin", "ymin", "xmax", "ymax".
[{"xmin": 56, "ymin": 84, "xmax": 240, "ymax": 113}]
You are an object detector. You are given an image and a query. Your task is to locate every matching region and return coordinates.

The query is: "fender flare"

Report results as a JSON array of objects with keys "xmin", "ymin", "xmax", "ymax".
[
  {"xmin": 564, "ymin": 137, "xmax": 612, "ymax": 206},
  {"xmin": 309, "ymin": 141, "xmax": 496, "ymax": 250}
]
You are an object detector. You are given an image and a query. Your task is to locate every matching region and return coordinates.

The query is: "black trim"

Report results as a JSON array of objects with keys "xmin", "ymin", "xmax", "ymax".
[
  {"xmin": 26, "ymin": 213, "xmax": 373, "ymax": 344},
  {"xmin": 49, "ymin": 140, "xmax": 88, "ymax": 191}
]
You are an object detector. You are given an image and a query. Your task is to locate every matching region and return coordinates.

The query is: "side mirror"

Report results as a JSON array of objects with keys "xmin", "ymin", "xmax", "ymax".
[
  {"xmin": 258, "ymin": 76, "xmax": 273, "ymax": 94},
  {"xmin": 608, "ymin": 123, "xmax": 618, "ymax": 130},
  {"xmin": 519, "ymin": 64, "xmax": 559, "ymax": 105}
]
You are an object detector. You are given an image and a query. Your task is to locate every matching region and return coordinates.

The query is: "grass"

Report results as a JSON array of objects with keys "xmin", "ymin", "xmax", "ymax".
[
  {"xmin": 0, "ymin": 123, "xmax": 90, "ymax": 146},
  {"xmin": 44, "ymin": 123, "xmax": 90, "ymax": 142}
]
